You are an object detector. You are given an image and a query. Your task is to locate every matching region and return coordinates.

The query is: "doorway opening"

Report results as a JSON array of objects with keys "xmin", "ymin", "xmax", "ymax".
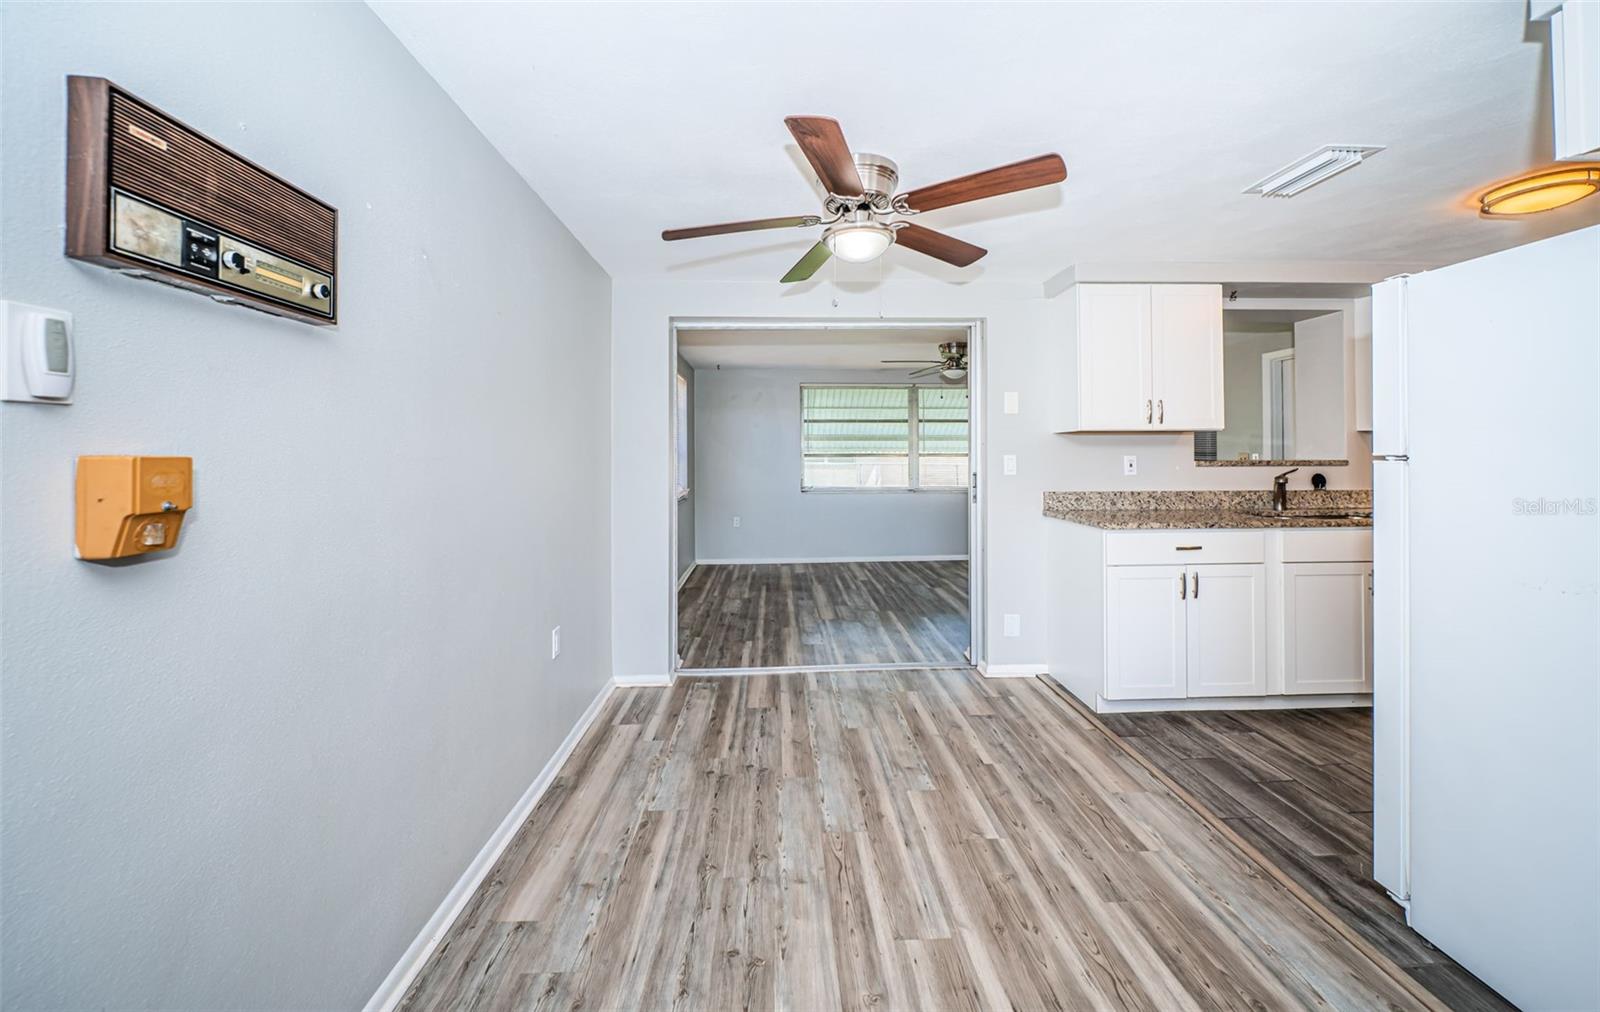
[{"xmin": 668, "ymin": 319, "xmax": 984, "ymax": 674}]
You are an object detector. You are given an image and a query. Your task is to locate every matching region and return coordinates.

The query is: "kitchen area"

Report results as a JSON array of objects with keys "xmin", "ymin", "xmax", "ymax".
[{"xmin": 1038, "ymin": 233, "xmax": 1598, "ymax": 1012}]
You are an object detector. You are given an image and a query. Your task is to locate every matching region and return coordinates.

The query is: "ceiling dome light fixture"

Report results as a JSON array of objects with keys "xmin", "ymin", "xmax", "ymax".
[
  {"xmin": 1479, "ymin": 166, "xmax": 1600, "ymax": 216},
  {"xmin": 822, "ymin": 217, "xmax": 895, "ymax": 263},
  {"xmin": 940, "ymin": 367, "xmax": 968, "ymax": 382}
]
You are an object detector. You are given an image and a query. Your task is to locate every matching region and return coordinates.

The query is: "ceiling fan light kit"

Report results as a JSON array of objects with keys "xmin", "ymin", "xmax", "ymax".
[{"xmin": 661, "ymin": 116, "xmax": 1066, "ymax": 281}]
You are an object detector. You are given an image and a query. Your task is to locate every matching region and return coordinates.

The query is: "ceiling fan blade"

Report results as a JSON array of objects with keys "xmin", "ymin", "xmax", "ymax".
[
  {"xmin": 893, "ymin": 223, "xmax": 988, "ymax": 267},
  {"xmin": 662, "ymin": 215, "xmax": 815, "ymax": 241},
  {"xmin": 899, "ymin": 154, "xmax": 1067, "ymax": 213},
  {"xmin": 785, "ymin": 116, "xmax": 864, "ymax": 197},
  {"xmin": 780, "ymin": 241, "xmax": 832, "ymax": 283},
  {"xmin": 908, "ymin": 365, "xmax": 942, "ymax": 377},
  {"xmin": 880, "ymin": 360, "xmax": 941, "ymax": 364}
]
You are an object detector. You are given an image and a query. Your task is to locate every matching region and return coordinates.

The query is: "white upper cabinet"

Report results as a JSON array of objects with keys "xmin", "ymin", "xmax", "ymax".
[
  {"xmin": 1054, "ymin": 283, "xmax": 1224, "ymax": 432},
  {"xmin": 1076, "ymin": 285, "xmax": 1151, "ymax": 430},
  {"xmin": 1149, "ymin": 285, "xmax": 1224, "ymax": 430}
]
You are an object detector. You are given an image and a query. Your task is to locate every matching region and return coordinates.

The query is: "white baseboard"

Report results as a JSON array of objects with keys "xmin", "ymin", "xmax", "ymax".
[
  {"xmin": 695, "ymin": 554, "xmax": 969, "ymax": 565},
  {"xmin": 978, "ymin": 662, "xmax": 1048, "ymax": 679},
  {"xmin": 1093, "ymin": 692, "xmax": 1373, "ymax": 714},
  {"xmin": 364, "ymin": 677, "xmax": 618, "ymax": 1012},
  {"xmin": 675, "ymin": 563, "xmax": 696, "ymax": 591},
  {"xmin": 613, "ymin": 673, "xmax": 674, "ymax": 686}
]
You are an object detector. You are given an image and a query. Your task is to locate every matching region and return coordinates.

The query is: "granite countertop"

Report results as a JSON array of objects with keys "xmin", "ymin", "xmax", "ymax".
[{"xmin": 1043, "ymin": 490, "xmax": 1373, "ymax": 530}]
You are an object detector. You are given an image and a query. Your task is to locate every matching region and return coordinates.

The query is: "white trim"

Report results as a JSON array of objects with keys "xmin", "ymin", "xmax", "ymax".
[
  {"xmin": 667, "ymin": 317, "xmax": 986, "ymax": 680},
  {"xmin": 978, "ymin": 661, "xmax": 1048, "ymax": 679},
  {"xmin": 676, "ymin": 562, "xmax": 696, "ymax": 591},
  {"xmin": 678, "ymin": 661, "xmax": 973, "ymax": 676},
  {"xmin": 364, "ymin": 677, "xmax": 619, "ymax": 1012},
  {"xmin": 694, "ymin": 555, "xmax": 969, "ymax": 565},
  {"xmin": 1093, "ymin": 692, "xmax": 1371, "ymax": 714},
  {"xmin": 613, "ymin": 673, "xmax": 674, "ymax": 687}
]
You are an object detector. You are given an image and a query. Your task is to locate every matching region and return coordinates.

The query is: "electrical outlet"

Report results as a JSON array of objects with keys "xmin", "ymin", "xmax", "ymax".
[
  {"xmin": 732, "ymin": 515, "xmax": 741, "ymax": 528},
  {"xmin": 1002, "ymin": 454, "xmax": 1017, "ymax": 476},
  {"xmin": 1123, "ymin": 455, "xmax": 1138, "ymax": 476},
  {"xmin": 1003, "ymin": 614, "xmax": 1022, "ymax": 638},
  {"xmin": 551, "ymin": 626, "xmax": 561, "ymax": 659},
  {"xmin": 1003, "ymin": 391, "xmax": 1019, "ymax": 415}
]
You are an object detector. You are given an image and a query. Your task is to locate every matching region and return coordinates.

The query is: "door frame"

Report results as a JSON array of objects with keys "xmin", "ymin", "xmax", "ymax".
[
  {"xmin": 665, "ymin": 316, "xmax": 987, "ymax": 677},
  {"xmin": 1261, "ymin": 346, "xmax": 1296, "ymax": 458}
]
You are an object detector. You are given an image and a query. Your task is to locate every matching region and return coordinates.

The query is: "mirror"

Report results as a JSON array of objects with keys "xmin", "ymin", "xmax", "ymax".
[{"xmin": 1194, "ymin": 308, "xmax": 1347, "ymax": 465}]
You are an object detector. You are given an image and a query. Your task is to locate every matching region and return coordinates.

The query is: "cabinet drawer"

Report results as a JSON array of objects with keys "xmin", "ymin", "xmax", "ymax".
[
  {"xmin": 1104, "ymin": 531, "xmax": 1265, "ymax": 566},
  {"xmin": 1281, "ymin": 530, "xmax": 1373, "ymax": 563}
]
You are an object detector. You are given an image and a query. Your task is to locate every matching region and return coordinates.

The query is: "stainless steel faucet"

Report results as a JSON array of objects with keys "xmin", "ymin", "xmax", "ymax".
[{"xmin": 1272, "ymin": 467, "xmax": 1300, "ymax": 511}]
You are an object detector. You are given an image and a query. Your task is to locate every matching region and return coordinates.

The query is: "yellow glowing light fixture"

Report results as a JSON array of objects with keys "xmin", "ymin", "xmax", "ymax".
[{"xmin": 1479, "ymin": 166, "xmax": 1600, "ymax": 216}]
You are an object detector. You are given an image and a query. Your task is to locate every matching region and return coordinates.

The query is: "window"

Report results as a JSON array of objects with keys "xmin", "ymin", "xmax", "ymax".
[
  {"xmin": 676, "ymin": 373, "xmax": 690, "ymax": 500},
  {"xmin": 801, "ymin": 384, "xmax": 969, "ymax": 491}
]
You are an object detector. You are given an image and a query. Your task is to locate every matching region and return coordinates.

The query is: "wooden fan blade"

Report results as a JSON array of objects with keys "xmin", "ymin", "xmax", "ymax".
[
  {"xmin": 908, "ymin": 365, "xmax": 942, "ymax": 377},
  {"xmin": 785, "ymin": 116, "xmax": 864, "ymax": 197},
  {"xmin": 893, "ymin": 223, "xmax": 987, "ymax": 267},
  {"xmin": 780, "ymin": 241, "xmax": 832, "ymax": 283},
  {"xmin": 880, "ymin": 360, "xmax": 941, "ymax": 364},
  {"xmin": 899, "ymin": 154, "xmax": 1066, "ymax": 213},
  {"xmin": 662, "ymin": 215, "xmax": 815, "ymax": 241}
]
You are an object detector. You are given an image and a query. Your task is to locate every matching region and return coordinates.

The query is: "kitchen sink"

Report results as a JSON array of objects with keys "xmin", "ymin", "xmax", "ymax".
[{"xmin": 1247, "ymin": 508, "xmax": 1373, "ymax": 521}]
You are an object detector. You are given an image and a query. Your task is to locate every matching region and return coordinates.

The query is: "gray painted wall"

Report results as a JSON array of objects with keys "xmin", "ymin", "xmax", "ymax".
[
  {"xmin": 0, "ymin": 4, "xmax": 611, "ymax": 1008},
  {"xmin": 676, "ymin": 356, "xmax": 695, "ymax": 578},
  {"xmin": 693, "ymin": 368, "xmax": 968, "ymax": 562}
]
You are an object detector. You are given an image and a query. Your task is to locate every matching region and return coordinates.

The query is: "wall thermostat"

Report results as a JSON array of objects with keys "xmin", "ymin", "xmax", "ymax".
[{"xmin": 1, "ymin": 301, "xmax": 75, "ymax": 404}]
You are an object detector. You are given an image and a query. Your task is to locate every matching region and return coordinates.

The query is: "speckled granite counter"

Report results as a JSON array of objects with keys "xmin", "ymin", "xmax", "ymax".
[{"xmin": 1043, "ymin": 490, "xmax": 1373, "ymax": 530}]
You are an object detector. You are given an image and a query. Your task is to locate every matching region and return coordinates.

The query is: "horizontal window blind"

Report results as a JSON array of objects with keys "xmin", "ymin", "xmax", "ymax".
[
  {"xmin": 802, "ymin": 385, "xmax": 911, "ymax": 488},
  {"xmin": 918, "ymin": 387, "xmax": 969, "ymax": 489},
  {"xmin": 801, "ymin": 384, "xmax": 969, "ymax": 490}
]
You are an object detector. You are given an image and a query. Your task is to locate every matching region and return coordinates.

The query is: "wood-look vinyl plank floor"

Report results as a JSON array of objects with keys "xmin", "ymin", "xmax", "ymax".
[
  {"xmin": 677, "ymin": 561, "xmax": 968, "ymax": 669},
  {"xmin": 1100, "ymin": 706, "xmax": 1517, "ymax": 1012},
  {"xmin": 401, "ymin": 672, "xmax": 1435, "ymax": 1011}
]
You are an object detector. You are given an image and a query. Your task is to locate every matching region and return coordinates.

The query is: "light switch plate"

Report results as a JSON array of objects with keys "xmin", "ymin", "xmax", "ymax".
[
  {"xmin": 1002, "ymin": 454, "xmax": 1017, "ymax": 476},
  {"xmin": 1003, "ymin": 614, "xmax": 1022, "ymax": 637},
  {"xmin": 1003, "ymin": 391, "xmax": 1019, "ymax": 415}
]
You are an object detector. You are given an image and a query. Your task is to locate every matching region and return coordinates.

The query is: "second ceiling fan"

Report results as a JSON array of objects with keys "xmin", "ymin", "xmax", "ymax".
[{"xmin": 662, "ymin": 116, "xmax": 1067, "ymax": 282}]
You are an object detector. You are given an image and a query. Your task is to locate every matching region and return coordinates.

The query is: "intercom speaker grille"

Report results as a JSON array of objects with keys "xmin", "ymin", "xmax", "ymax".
[{"xmin": 108, "ymin": 93, "xmax": 335, "ymax": 275}]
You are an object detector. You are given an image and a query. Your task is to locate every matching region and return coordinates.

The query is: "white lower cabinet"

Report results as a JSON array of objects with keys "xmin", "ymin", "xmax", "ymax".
[
  {"xmin": 1282, "ymin": 562, "xmax": 1374, "ymax": 694},
  {"xmin": 1186, "ymin": 564, "xmax": 1268, "ymax": 697},
  {"xmin": 1105, "ymin": 563, "xmax": 1266, "ymax": 700},
  {"xmin": 1105, "ymin": 565, "xmax": 1187, "ymax": 699},
  {"xmin": 1049, "ymin": 526, "xmax": 1372, "ymax": 710}
]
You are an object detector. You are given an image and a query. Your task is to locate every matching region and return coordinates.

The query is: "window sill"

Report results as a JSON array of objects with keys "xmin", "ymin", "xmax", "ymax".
[{"xmin": 801, "ymin": 486, "xmax": 967, "ymax": 495}]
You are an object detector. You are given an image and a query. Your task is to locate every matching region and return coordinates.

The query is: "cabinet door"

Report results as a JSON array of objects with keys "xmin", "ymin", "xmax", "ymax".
[
  {"xmin": 1149, "ymin": 284, "xmax": 1224, "ymax": 430},
  {"xmin": 1076, "ymin": 284, "xmax": 1152, "ymax": 430},
  {"xmin": 1104, "ymin": 565, "xmax": 1187, "ymax": 699},
  {"xmin": 1186, "ymin": 564, "xmax": 1267, "ymax": 697},
  {"xmin": 1282, "ymin": 562, "xmax": 1374, "ymax": 694}
]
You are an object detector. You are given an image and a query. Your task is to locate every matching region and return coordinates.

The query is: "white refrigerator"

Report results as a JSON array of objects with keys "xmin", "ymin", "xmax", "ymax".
[{"xmin": 1371, "ymin": 225, "xmax": 1599, "ymax": 1011}]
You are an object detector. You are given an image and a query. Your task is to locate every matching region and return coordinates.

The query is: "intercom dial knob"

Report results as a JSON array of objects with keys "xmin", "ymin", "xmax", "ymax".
[
  {"xmin": 222, "ymin": 250, "xmax": 248, "ymax": 272},
  {"xmin": 309, "ymin": 282, "xmax": 331, "ymax": 300}
]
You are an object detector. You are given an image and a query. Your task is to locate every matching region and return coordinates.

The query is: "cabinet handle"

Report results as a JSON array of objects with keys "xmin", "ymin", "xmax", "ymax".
[
  {"xmin": 1158, "ymin": 399, "xmax": 1165, "ymax": 424},
  {"xmin": 1175, "ymin": 545, "xmax": 1203, "ymax": 551},
  {"xmin": 1180, "ymin": 573, "xmax": 1187, "ymax": 600},
  {"xmin": 1145, "ymin": 399, "xmax": 1153, "ymax": 424},
  {"xmin": 1192, "ymin": 572, "xmax": 1199, "ymax": 598}
]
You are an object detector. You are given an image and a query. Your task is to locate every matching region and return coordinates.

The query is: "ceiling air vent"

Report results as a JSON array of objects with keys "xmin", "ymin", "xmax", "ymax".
[{"xmin": 1244, "ymin": 145, "xmax": 1385, "ymax": 198}]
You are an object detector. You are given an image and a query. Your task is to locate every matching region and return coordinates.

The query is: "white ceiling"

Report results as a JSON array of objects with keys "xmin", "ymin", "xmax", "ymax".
[
  {"xmin": 371, "ymin": 1, "xmax": 1600, "ymax": 285},
  {"xmin": 677, "ymin": 326, "xmax": 965, "ymax": 371}
]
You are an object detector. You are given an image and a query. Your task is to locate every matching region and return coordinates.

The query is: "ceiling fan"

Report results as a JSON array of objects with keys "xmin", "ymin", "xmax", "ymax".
[
  {"xmin": 661, "ymin": 116, "xmax": 1066, "ymax": 283},
  {"xmin": 883, "ymin": 341, "xmax": 968, "ymax": 381}
]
